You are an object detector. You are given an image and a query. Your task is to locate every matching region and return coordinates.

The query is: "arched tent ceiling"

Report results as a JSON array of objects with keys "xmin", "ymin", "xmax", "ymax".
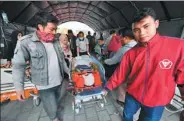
[{"xmin": 0, "ymin": 1, "xmax": 184, "ymax": 31}]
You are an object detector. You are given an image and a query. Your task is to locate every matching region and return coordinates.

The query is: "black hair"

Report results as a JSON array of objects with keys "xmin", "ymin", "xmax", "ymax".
[
  {"xmin": 35, "ymin": 12, "xmax": 58, "ymax": 29},
  {"xmin": 99, "ymin": 33, "xmax": 103, "ymax": 40},
  {"xmin": 109, "ymin": 30, "xmax": 115, "ymax": 35},
  {"xmin": 133, "ymin": 8, "xmax": 157, "ymax": 23},
  {"xmin": 11, "ymin": 30, "xmax": 23, "ymax": 45},
  {"xmin": 7, "ymin": 30, "xmax": 23, "ymax": 61},
  {"xmin": 78, "ymin": 31, "xmax": 84, "ymax": 35},
  {"xmin": 118, "ymin": 27, "xmax": 134, "ymax": 39},
  {"xmin": 55, "ymin": 33, "xmax": 61, "ymax": 40},
  {"xmin": 88, "ymin": 31, "xmax": 91, "ymax": 35},
  {"xmin": 68, "ymin": 29, "xmax": 73, "ymax": 34}
]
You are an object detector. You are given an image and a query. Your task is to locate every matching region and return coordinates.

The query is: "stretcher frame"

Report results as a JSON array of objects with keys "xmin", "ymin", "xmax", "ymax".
[
  {"xmin": 0, "ymin": 68, "xmax": 40, "ymax": 106},
  {"xmin": 66, "ymin": 55, "xmax": 107, "ymax": 113}
]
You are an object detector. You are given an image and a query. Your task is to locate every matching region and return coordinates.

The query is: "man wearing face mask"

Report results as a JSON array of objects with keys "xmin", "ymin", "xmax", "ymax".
[
  {"xmin": 68, "ymin": 29, "xmax": 77, "ymax": 57},
  {"xmin": 12, "ymin": 12, "xmax": 69, "ymax": 121},
  {"xmin": 76, "ymin": 31, "xmax": 89, "ymax": 56}
]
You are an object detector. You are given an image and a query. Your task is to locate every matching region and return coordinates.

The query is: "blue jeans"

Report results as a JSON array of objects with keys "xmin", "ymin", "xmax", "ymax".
[
  {"xmin": 123, "ymin": 93, "xmax": 164, "ymax": 121},
  {"xmin": 39, "ymin": 80, "xmax": 68, "ymax": 120}
]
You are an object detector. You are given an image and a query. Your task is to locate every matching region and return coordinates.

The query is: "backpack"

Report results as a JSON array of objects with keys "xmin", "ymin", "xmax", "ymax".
[{"xmin": 107, "ymin": 35, "xmax": 121, "ymax": 52}]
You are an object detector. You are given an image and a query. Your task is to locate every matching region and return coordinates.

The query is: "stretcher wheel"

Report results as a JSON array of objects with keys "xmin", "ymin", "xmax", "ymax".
[
  {"xmin": 33, "ymin": 97, "xmax": 40, "ymax": 106},
  {"xmin": 102, "ymin": 94, "xmax": 107, "ymax": 104},
  {"xmin": 1, "ymin": 99, "xmax": 10, "ymax": 105},
  {"xmin": 75, "ymin": 108, "xmax": 79, "ymax": 114},
  {"xmin": 72, "ymin": 102, "xmax": 75, "ymax": 110},
  {"xmin": 100, "ymin": 103, "xmax": 104, "ymax": 108}
]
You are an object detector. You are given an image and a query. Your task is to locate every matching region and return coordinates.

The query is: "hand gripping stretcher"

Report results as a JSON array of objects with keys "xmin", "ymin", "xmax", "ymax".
[{"xmin": 0, "ymin": 68, "xmax": 40, "ymax": 106}]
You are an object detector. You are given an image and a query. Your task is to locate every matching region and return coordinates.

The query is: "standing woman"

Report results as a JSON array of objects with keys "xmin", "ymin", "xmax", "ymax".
[
  {"xmin": 59, "ymin": 34, "xmax": 72, "ymax": 61},
  {"xmin": 58, "ymin": 33, "xmax": 72, "ymax": 109},
  {"xmin": 59, "ymin": 33, "xmax": 72, "ymax": 74},
  {"xmin": 5, "ymin": 30, "xmax": 22, "ymax": 68}
]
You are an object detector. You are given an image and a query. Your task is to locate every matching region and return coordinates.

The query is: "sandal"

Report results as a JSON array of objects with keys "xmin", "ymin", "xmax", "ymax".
[{"xmin": 116, "ymin": 100, "xmax": 125, "ymax": 106}]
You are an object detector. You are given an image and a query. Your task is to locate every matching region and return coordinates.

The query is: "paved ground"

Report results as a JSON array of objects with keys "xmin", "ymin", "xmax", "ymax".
[{"xmin": 1, "ymin": 90, "xmax": 181, "ymax": 121}]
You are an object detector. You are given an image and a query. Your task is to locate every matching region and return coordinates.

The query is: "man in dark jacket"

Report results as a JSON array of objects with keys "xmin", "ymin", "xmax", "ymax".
[
  {"xmin": 68, "ymin": 29, "xmax": 77, "ymax": 57},
  {"xmin": 4, "ymin": 30, "xmax": 22, "ymax": 68}
]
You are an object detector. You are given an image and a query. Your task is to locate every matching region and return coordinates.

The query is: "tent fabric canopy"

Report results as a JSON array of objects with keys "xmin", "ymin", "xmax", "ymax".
[{"xmin": 0, "ymin": 1, "xmax": 184, "ymax": 31}]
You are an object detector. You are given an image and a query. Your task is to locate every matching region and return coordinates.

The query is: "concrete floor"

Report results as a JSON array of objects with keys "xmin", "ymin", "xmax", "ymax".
[{"xmin": 1, "ymin": 90, "xmax": 181, "ymax": 121}]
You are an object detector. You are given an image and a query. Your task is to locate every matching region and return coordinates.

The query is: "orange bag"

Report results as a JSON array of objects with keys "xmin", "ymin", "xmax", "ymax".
[
  {"xmin": 72, "ymin": 72, "xmax": 85, "ymax": 88},
  {"xmin": 72, "ymin": 71, "xmax": 102, "ymax": 88},
  {"xmin": 93, "ymin": 71, "xmax": 102, "ymax": 86}
]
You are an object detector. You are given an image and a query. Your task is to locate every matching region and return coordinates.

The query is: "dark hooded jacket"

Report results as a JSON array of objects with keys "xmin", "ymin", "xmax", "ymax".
[{"xmin": 7, "ymin": 30, "xmax": 22, "ymax": 61}]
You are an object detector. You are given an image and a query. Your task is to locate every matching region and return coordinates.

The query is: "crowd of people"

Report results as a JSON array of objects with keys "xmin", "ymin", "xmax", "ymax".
[{"xmin": 1, "ymin": 7, "xmax": 184, "ymax": 121}]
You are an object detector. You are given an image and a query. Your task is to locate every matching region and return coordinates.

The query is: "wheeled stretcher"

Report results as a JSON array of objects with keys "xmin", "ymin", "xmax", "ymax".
[
  {"xmin": 0, "ymin": 68, "xmax": 40, "ymax": 106},
  {"xmin": 66, "ymin": 55, "xmax": 107, "ymax": 113}
]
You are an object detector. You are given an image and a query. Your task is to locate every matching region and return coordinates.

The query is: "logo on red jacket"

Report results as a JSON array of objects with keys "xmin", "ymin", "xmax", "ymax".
[{"xmin": 159, "ymin": 59, "xmax": 173, "ymax": 69}]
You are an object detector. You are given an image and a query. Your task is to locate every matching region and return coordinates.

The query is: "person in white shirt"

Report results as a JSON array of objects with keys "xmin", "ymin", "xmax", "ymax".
[
  {"xmin": 76, "ymin": 31, "xmax": 89, "ymax": 56},
  {"xmin": 104, "ymin": 29, "xmax": 137, "ymax": 66}
]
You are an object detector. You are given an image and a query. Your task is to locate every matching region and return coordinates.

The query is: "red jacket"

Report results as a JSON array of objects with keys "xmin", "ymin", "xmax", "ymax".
[{"xmin": 106, "ymin": 33, "xmax": 184, "ymax": 107}]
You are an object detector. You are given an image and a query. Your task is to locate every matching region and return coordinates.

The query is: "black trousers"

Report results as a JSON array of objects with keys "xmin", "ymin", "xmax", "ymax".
[
  {"xmin": 71, "ymin": 48, "xmax": 77, "ymax": 57},
  {"xmin": 79, "ymin": 51, "xmax": 88, "ymax": 56},
  {"xmin": 104, "ymin": 63, "xmax": 119, "ymax": 78}
]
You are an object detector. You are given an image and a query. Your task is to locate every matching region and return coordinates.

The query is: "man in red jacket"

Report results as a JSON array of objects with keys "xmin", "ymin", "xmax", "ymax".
[{"xmin": 103, "ymin": 7, "xmax": 184, "ymax": 121}]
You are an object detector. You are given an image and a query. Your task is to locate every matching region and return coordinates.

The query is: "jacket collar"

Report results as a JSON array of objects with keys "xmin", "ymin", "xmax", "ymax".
[
  {"xmin": 138, "ymin": 33, "xmax": 160, "ymax": 47},
  {"xmin": 126, "ymin": 40, "xmax": 137, "ymax": 47},
  {"xmin": 30, "ymin": 31, "xmax": 40, "ymax": 42}
]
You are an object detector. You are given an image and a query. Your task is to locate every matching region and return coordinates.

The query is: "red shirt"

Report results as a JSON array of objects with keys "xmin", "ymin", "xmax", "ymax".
[
  {"xmin": 107, "ymin": 35, "xmax": 122, "ymax": 52},
  {"xmin": 106, "ymin": 33, "xmax": 184, "ymax": 107}
]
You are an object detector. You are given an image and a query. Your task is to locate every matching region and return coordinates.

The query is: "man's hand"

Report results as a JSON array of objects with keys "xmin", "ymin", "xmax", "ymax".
[
  {"xmin": 5, "ymin": 61, "xmax": 12, "ymax": 68},
  {"xmin": 26, "ymin": 69, "xmax": 31, "ymax": 78},
  {"xmin": 77, "ymin": 53, "xmax": 80, "ymax": 57},
  {"xmin": 102, "ymin": 89, "xmax": 108, "ymax": 96},
  {"xmin": 104, "ymin": 59, "xmax": 107, "ymax": 64},
  {"xmin": 25, "ymin": 69, "xmax": 31, "ymax": 78},
  {"xmin": 16, "ymin": 90, "xmax": 25, "ymax": 101},
  {"xmin": 87, "ymin": 52, "xmax": 90, "ymax": 56}
]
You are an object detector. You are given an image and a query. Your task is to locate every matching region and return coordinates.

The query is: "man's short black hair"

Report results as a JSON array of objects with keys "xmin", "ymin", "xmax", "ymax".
[
  {"xmin": 133, "ymin": 8, "xmax": 157, "ymax": 23},
  {"xmin": 88, "ymin": 31, "xmax": 91, "ymax": 35},
  {"xmin": 68, "ymin": 29, "xmax": 73, "ymax": 34},
  {"xmin": 118, "ymin": 27, "xmax": 134, "ymax": 39},
  {"xmin": 35, "ymin": 12, "xmax": 58, "ymax": 28},
  {"xmin": 79, "ymin": 31, "xmax": 84, "ymax": 35},
  {"xmin": 109, "ymin": 30, "xmax": 116, "ymax": 35}
]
